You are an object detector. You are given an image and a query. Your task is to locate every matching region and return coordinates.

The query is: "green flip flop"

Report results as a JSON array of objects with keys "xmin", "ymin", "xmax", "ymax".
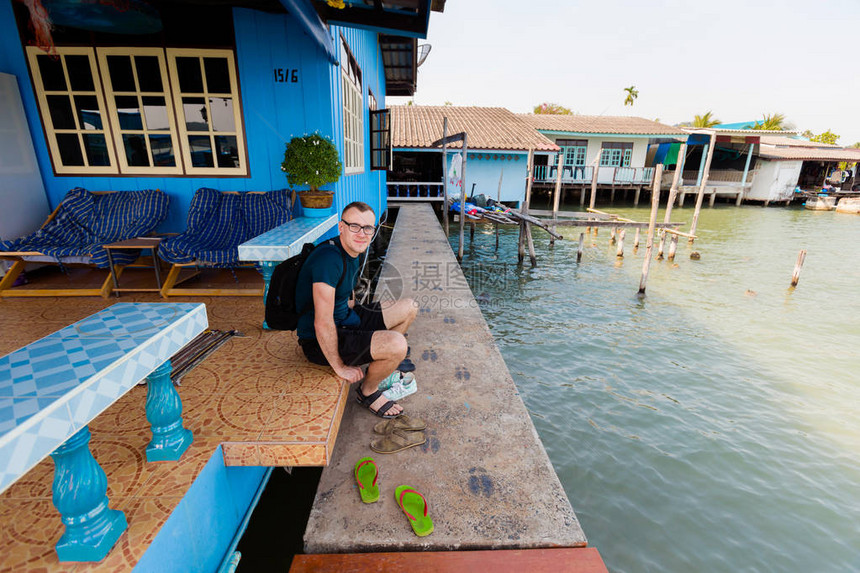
[
  {"xmin": 395, "ymin": 485, "xmax": 434, "ymax": 537},
  {"xmin": 354, "ymin": 457, "xmax": 379, "ymax": 503}
]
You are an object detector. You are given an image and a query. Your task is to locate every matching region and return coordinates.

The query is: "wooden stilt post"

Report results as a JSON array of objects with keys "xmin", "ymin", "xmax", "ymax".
[
  {"xmin": 517, "ymin": 222, "xmax": 526, "ymax": 264},
  {"xmin": 616, "ymin": 228, "xmax": 626, "ymax": 257},
  {"xmin": 689, "ymin": 131, "xmax": 716, "ymax": 244},
  {"xmin": 525, "ymin": 221, "xmax": 537, "ymax": 266},
  {"xmin": 518, "ymin": 148, "xmax": 535, "ymax": 264},
  {"xmin": 610, "ymin": 227, "xmax": 617, "ymax": 244},
  {"xmin": 790, "ymin": 249, "xmax": 807, "ymax": 287},
  {"xmin": 658, "ymin": 142, "xmax": 686, "ymax": 258},
  {"xmin": 638, "ymin": 164, "xmax": 664, "ymax": 294},
  {"xmin": 580, "ymin": 185, "xmax": 586, "ymax": 206},
  {"xmin": 577, "ymin": 232, "xmax": 584, "ymax": 262},
  {"xmin": 589, "ymin": 162, "xmax": 599, "ymax": 210},
  {"xmin": 667, "ymin": 233, "xmax": 679, "ymax": 261},
  {"xmin": 633, "ymin": 228, "xmax": 641, "ymax": 250},
  {"xmin": 457, "ymin": 133, "xmax": 469, "ymax": 261},
  {"xmin": 737, "ymin": 142, "xmax": 754, "ymax": 206},
  {"xmin": 550, "ymin": 152, "xmax": 563, "ymax": 246},
  {"xmin": 634, "ymin": 186, "xmax": 641, "ymax": 206},
  {"xmin": 442, "ymin": 117, "xmax": 449, "ymax": 236}
]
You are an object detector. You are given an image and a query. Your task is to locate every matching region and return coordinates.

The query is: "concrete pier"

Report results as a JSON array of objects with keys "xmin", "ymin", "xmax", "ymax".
[{"xmin": 304, "ymin": 203, "xmax": 586, "ymax": 553}]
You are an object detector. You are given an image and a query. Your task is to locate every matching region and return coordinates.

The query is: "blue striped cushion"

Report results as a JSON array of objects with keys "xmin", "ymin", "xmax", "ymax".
[
  {"xmin": 159, "ymin": 188, "xmax": 292, "ymax": 267},
  {"xmin": 0, "ymin": 188, "xmax": 169, "ymax": 268}
]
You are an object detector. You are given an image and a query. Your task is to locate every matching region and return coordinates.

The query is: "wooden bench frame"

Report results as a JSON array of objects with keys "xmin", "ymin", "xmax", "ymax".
[
  {"xmin": 159, "ymin": 190, "xmax": 294, "ymax": 298},
  {"xmin": 0, "ymin": 191, "xmax": 162, "ymax": 298}
]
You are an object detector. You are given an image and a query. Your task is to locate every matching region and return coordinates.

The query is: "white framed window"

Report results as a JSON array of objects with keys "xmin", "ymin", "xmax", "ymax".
[
  {"xmin": 341, "ymin": 39, "xmax": 364, "ymax": 175},
  {"xmin": 167, "ymin": 49, "xmax": 247, "ymax": 175},
  {"xmin": 26, "ymin": 46, "xmax": 246, "ymax": 176},
  {"xmin": 600, "ymin": 142, "xmax": 633, "ymax": 167},
  {"xmin": 26, "ymin": 46, "xmax": 118, "ymax": 174},
  {"xmin": 97, "ymin": 48, "xmax": 182, "ymax": 175}
]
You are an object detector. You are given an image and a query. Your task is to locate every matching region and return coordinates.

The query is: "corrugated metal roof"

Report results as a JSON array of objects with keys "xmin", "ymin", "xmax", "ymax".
[
  {"xmin": 758, "ymin": 146, "xmax": 860, "ymax": 162},
  {"xmin": 758, "ymin": 135, "xmax": 838, "ymax": 148},
  {"xmin": 520, "ymin": 114, "xmax": 686, "ymax": 136},
  {"xmin": 391, "ymin": 106, "xmax": 559, "ymax": 151}
]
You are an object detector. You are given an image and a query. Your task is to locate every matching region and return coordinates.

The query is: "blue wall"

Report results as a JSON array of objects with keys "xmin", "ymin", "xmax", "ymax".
[
  {"xmin": 134, "ymin": 446, "xmax": 269, "ymax": 573},
  {"xmin": 0, "ymin": 3, "xmax": 387, "ymax": 233},
  {"xmin": 461, "ymin": 151, "xmax": 529, "ymax": 203}
]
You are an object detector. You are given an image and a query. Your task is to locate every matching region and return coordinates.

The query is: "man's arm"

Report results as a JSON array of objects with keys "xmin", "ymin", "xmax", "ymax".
[{"xmin": 312, "ymin": 281, "xmax": 363, "ymax": 383}]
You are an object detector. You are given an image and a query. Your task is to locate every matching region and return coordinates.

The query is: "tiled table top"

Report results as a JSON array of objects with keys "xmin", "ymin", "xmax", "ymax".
[
  {"xmin": 0, "ymin": 303, "xmax": 208, "ymax": 495},
  {"xmin": 237, "ymin": 215, "xmax": 337, "ymax": 262}
]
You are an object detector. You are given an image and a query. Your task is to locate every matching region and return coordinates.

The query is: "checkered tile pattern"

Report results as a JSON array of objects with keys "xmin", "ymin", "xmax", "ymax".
[
  {"xmin": 0, "ymin": 303, "xmax": 208, "ymax": 495},
  {"xmin": 238, "ymin": 215, "xmax": 337, "ymax": 262}
]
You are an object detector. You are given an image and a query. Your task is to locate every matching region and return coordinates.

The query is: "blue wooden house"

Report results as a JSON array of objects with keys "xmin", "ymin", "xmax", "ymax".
[{"xmin": 0, "ymin": 0, "xmax": 444, "ymax": 233}]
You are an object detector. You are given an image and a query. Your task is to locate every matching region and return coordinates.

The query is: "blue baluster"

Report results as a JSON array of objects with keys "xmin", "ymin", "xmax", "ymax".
[
  {"xmin": 260, "ymin": 261, "xmax": 276, "ymax": 330},
  {"xmin": 51, "ymin": 427, "xmax": 127, "ymax": 561},
  {"xmin": 145, "ymin": 360, "xmax": 193, "ymax": 462}
]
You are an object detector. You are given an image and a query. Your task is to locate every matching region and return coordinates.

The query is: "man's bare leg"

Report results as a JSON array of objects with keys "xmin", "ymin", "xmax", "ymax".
[
  {"xmin": 359, "ymin": 330, "xmax": 407, "ymax": 416},
  {"xmin": 382, "ymin": 297, "xmax": 418, "ymax": 334}
]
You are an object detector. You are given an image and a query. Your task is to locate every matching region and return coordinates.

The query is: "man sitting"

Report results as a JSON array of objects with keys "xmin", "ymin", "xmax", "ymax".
[{"xmin": 296, "ymin": 201, "xmax": 417, "ymax": 418}]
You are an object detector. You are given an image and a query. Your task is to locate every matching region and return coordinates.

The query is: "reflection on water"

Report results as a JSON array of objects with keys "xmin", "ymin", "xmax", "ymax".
[{"xmin": 453, "ymin": 205, "xmax": 860, "ymax": 573}]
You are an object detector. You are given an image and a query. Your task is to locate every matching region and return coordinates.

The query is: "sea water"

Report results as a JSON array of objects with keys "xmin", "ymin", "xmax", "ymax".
[{"xmin": 451, "ymin": 204, "xmax": 860, "ymax": 572}]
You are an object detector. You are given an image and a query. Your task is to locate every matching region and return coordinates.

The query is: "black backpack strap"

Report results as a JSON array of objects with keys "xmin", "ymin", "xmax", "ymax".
[{"xmin": 303, "ymin": 240, "xmax": 349, "ymax": 317}]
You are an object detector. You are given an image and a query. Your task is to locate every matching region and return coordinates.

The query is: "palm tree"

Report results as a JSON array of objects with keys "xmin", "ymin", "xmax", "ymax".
[
  {"xmin": 750, "ymin": 113, "xmax": 787, "ymax": 131},
  {"xmin": 691, "ymin": 111, "xmax": 720, "ymax": 128},
  {"xmin": 623, "ymin": 86, "xmax": 638, "ymax": 107}
]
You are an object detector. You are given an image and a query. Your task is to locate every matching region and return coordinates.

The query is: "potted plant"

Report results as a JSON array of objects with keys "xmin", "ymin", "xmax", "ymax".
[{"xmin": 281, "ymin": 133, "xmax": 343, "ymax": 216}]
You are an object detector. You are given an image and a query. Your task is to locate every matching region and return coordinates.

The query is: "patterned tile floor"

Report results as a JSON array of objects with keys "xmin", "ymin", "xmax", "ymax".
[{"xmin": 0, "ymin": 291, "xmax": 347, "ymax": 572}]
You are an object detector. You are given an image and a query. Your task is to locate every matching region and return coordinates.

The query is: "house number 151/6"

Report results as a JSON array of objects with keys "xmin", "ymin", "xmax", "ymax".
[{"xmin": 274, "ymin": 68, "xmax": 299, "ymax": 83}]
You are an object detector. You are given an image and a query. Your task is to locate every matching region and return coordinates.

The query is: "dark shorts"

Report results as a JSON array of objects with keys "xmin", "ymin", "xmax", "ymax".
[{"xmin": 298, "ymin": 302, "xmax": 388, "ymax": 367}]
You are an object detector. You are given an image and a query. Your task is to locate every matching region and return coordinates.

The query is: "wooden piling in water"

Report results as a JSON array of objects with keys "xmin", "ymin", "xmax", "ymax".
[
  {"xmin": 616, "ymin": 228, "xmax": 626, "ymax": 257},
  {"xmin": 638, "ymin": 164, "xmax": 664, "ymax": 294},
  {"xmin": 658, "ymin": 143, "xmax": 686, "ymax": 258},
  {"xmin": 634, "ymin": 228, "xmax": 640, "ymax": 249},
  {"xmin": 577, "ymin": 232, "xmax": 584, "ymax": 262},
  {"xmin": 790, "ymin": 249, "xmax": 807, "ymax": 287},
  {"xmin": 667, "ymin": 233, "xmax": 679, "ymax": 260},
  {"xmin": 610, "ymin": 227, "xmax": 617, "ymax": 244},
  {"xmin": 518, "ymin": 149, "xmax": 535, "ymax": 265}
]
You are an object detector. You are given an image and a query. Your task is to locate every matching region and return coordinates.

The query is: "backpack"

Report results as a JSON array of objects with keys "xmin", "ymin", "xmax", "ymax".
[{"xmin": 264, "ymin": 240, "xmax": 347, "ymax": 331}]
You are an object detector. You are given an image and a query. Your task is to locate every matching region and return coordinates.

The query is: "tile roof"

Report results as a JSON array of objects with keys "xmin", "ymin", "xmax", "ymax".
[
  {"xmin": 390, "ymin": 106, "xmax": 559, "ymax": 151},
  {"xmin": 520, "ymin": 114, "xmax": 686, "ymax": 136}
]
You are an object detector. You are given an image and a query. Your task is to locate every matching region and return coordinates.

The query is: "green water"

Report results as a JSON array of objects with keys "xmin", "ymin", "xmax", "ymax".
[{"xmin": 452, "ymin": 204, "xmax": 860, "ymax": 572}]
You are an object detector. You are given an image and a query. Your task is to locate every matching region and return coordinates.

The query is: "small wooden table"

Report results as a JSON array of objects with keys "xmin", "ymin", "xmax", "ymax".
[{"xmin": 104, "ymin": 237, "xmax": 163, "ymax": 295}]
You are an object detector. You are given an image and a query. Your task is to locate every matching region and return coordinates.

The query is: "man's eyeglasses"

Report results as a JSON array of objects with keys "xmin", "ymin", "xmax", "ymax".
[{"xmin": 341, "ymin": 219, "xmax": 376, "ymax": 236}]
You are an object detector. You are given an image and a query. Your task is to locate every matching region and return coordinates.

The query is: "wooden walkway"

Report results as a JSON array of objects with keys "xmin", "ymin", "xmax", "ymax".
[{"xmin": 303, "ymin": 203, "xmax": 587, "ymax": 553}]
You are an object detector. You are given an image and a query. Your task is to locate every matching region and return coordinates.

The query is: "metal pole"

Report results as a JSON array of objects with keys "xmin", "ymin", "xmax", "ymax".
[
  {"xmin": 458, "ymin": 133, "xmax": 468, "ymax": 261},
  {"xmin": 442, "ymin": 117, "xmax": 449, "ymax": 235}
]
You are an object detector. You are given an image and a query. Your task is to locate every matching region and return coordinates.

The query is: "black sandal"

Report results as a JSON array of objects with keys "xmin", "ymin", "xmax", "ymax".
[{"xmin": 356, "ymin": 386, "xmax": 402, "ymax": 419}]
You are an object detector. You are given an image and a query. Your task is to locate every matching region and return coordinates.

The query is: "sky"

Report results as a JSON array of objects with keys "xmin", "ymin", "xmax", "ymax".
[{"xmin": 389, "ymin": 0, "xmax": 860, "ymax": 145}]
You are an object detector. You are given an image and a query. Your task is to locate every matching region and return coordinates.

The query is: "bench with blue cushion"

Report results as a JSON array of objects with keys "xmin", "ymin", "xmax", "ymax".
[
  {"xmin": 158, "ymin": 188, "xmax": 293, "ymax": 296},
  {"xmin": 0, "ymin": 302, "xmax": 207, "ymax": 561},
  {"xmin": 0, "ymin": 188, "xmax": 169, "ymax": 298}
]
